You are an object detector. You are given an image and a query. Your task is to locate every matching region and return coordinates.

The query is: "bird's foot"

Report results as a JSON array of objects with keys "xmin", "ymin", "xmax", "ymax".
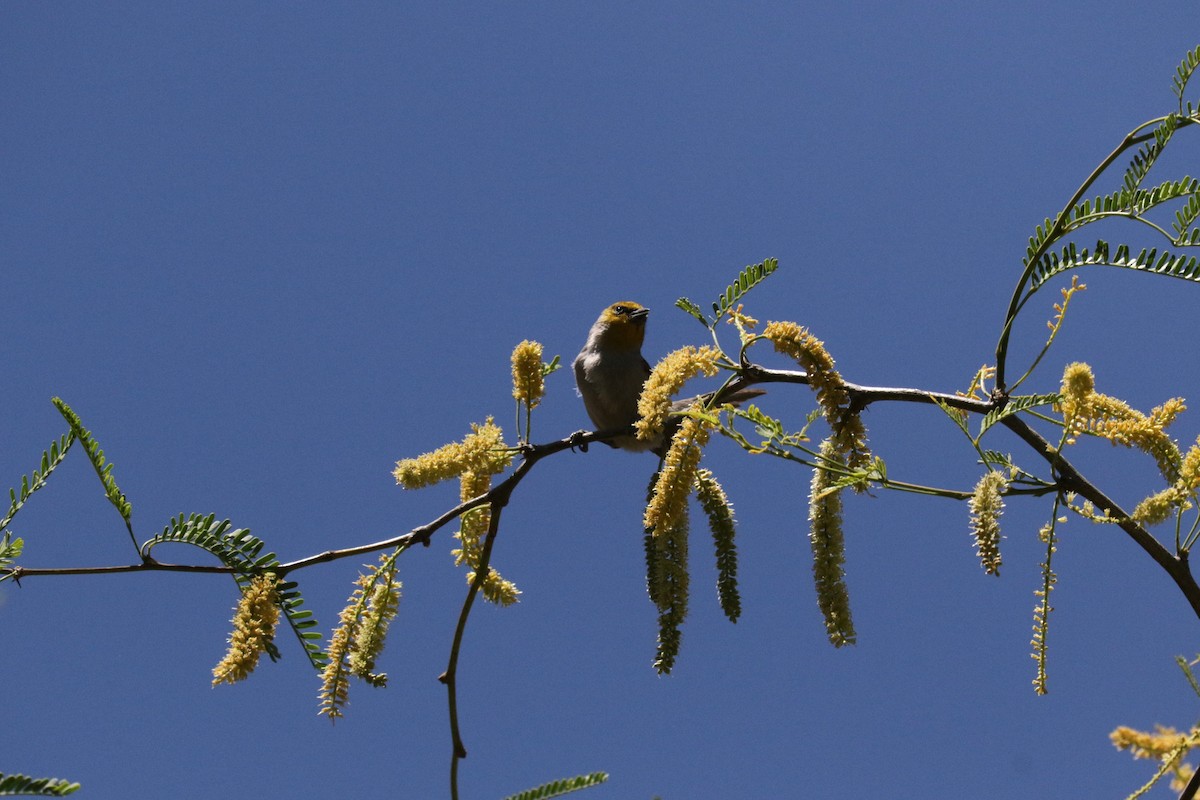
[{"xmin": 567, "ymin": 430, "xmax": 591, "ymax": 452}]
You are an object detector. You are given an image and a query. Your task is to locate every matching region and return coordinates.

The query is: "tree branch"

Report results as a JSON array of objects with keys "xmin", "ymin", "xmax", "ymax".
[
  {"xmin": 740, "ymin": 363, "xmax": 1200, "ymax": 621},
  {"xmin": 9, "ymin": 366, "xmax": 1200, "ymax": 628}
]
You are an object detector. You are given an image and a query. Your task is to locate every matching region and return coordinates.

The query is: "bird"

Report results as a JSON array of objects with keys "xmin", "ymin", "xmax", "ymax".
[{"xmin": 573, "ymin": 301, "xmax": 763, "ymax": 455}]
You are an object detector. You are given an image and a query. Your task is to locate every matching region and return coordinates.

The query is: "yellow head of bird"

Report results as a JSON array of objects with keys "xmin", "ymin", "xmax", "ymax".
[{"xmin": 592, "ymin": 301, "xmax": 649, "ymax": 351}]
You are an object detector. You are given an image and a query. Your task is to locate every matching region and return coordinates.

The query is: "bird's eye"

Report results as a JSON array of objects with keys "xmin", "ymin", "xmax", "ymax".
[{"xmin": 612, "ymin": 304, "xmax": 630, "ymax": 315}]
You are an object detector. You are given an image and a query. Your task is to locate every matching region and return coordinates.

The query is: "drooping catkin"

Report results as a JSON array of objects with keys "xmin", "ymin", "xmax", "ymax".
[{"xmin": 808, "ymin": 440, "xmax": 855, "ymax": 647}]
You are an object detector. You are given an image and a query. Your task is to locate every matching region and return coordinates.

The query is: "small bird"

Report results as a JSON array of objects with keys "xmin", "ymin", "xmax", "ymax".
[
  {"xmin": 574, "ymin": 301, "xmax": 655, "ymax": 452},
  {"xmin": 574, "ymin": 301, "xmax": 761, "ymax": 455}
]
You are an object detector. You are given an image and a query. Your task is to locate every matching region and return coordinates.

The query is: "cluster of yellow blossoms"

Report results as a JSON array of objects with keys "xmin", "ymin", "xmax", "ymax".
[
  {"xmin": 212, "ymin": 572, "xmax": 280, "ymax": 686},
  {"xmin": 510, "ymin": 339, "xmax": 546, "ymax": 409},
  {"xmin": 762, "ymin": 320, "xmax": 869, "ymax": 467},
  {"xmin": 1058, "ymin": 362, "xmax": 1200, "ymax": 526},
  {"xmin": 968, "ymin": 471, "xmax": 1007, "ymax": 576},
  {"xmin": 635, "ymin": 345, "xmax": 720, "ymax": 444},
  {"xmin": 1111, "ymin": 724, "xmax": 1199, "ymax": 794}
]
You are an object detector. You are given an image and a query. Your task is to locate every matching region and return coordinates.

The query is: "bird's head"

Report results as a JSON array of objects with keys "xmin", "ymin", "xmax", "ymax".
[{"xmin": 590, "ymin": 301, "xmax": 649, "ymax": 351}]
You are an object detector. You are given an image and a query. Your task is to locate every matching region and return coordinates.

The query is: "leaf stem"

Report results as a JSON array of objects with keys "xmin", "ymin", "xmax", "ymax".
[{"xmin": 994, "ymin": 116, "xmax": 1189, "ymax": 390}]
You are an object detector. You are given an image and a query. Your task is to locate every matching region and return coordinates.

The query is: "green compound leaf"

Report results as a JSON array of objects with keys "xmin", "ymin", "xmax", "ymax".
[
  {"xmin": 141, "ymin": 513, "xmax": 328, "ymax": 669},
  {"xmin": 980, "ymin": 450, "xmax": 1018, "ymax": 471},
  {"xmin": 0, "ymin": 532, "xmax": 24, "ymax": 581},
  {"xmin": 1051, "ymin": 177, "xmax": 1200, "ymax": 245},
  {"xmin": 1121, "ymin": 115, "xmax": 1178, "ymax": 196},
  {"xmin": 1, "ymin": 433, "xmax": 74, "ymax": 532},
  {"xmin": 1134, "ymin": 175, "xmax": 1200, "ymax": 218},
  {"xmin": 277, "ymin": 578, "xmax": 331, "ymax": 669},
  {"xmin": 675, "ymin": 296, "xmax": 712, "ymax": 328},
  {"xmin": 978, "ymin": 394, "xmax": 1060, "ymax": 439},
  {"xmin": 1029, "ymin": 240, "xmax": 1200, "ymax": 290},
  {"xmin": 711, "ymin": 257, "xmax": 779, "ymax": 320},
  {"xmin": 931, "ymin": 396, "xmax": 971, "ymax": 437},
  {"xmin": 502, "ymin": 772, "xmax": 609, "ymax": 800},
  {"xmin": 1173, "ymin": 190, "xmax": 1200, "ymax": 243},
  {"xmin": 51, "ymin": 398, "xmax": 132, "ymax": 524},
  {"xmin": 142, "ymin": 513, "xmax": 263, "ymax": 569},
  {"xmin": 1173, "ymin": 44, "xmax": 1200, "ymax": 102},
  {"xmin": 0, "ymin": 772, "xmax": 80, "ymax": 797}
]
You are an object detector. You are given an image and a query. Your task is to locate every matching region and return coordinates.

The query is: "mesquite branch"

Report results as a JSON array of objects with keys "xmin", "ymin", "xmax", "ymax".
[
  {"xmin": 9, "ymin": 360, "xmax": 1200, "ymax": 800},
  {"xmin": 9, "ymin": 363, "xmax": 1199, "ymax": 628}
]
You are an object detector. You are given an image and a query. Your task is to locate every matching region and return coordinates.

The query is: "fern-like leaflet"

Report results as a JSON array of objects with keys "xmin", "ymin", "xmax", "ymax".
[
  {"xmin": 1133, "ymin": 175, "xmax": 1200, "ymax": 218},
  {"xmin": 1023, "ymin": 216, "xmax": 1060, "ymax": 268},
  {"xmin": 1029, "ymin": 239, "xmax": 1200, "ymax": 289},
  {"xmin": 1173, "ymin": 44, "xmax": 1200, "ymax": 104},
  {"xmin": 1121, "ymin": 115, "xmax": 1178, "ymax": 196},
  {"xmin": 712, "ymin": 257, "xmax": 778, "ymax": 320},
  {"xmin": 141, "ymin": 513, "xmax": 328, "ymax": 668},
  {"xmin": 501, "ymin": 772, "xmax": 609, "ymax": 800},
  {"xmin": 1173, "ymin": 191, "xmax": 1200, "ymax": 245},
  {"xmin": 1018, "ymin": 176, "xmax": 1198, "ymax": 272},
  {"xmin": 0, "ymin": 772, "xmax": 80, "ymax": 797},
  {"xmin": 977, "ymin": 394, "xmax": 1060, "ymax": 439},
  {"xmin": 51, "ymin": 398, "xmax": 132, "ymax": 526},
  {"xmin": 674, "ymin": 296, "xmax": 712, "ymax": 328},
  {"xmin": 0, "ymin": 532, "xmax": 24, "ymax": 580},
  {"xmin": 1, "ymin": 433, "xmax": 74, "ymax": 531}
]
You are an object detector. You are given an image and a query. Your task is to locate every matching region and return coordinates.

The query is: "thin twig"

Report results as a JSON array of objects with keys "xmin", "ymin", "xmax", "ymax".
[
  {"xmin": 5, "ymin": 432, "xmax": 603, "ymax": 583},
  {"xmin": 994, "ymin": 115, "xmax": 1195, "ymax": 389},
  {"xmin": 441, "ymin": 504, "xmax": 503, "ymax": 800},
  {"xmin": 743, "ymin": 363, "xmax": 1200, "ymax": 621}
]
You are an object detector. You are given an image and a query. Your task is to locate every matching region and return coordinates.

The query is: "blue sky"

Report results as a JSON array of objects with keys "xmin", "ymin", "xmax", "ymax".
[{"xmin": 4, "ymin": 3, "xmax": 1200, "ymax": 798}]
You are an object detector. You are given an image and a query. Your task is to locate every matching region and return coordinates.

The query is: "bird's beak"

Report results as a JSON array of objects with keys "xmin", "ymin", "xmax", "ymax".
[{"xmin": 631, "ymin": 307, "xmax": 649, "ymax": 321}]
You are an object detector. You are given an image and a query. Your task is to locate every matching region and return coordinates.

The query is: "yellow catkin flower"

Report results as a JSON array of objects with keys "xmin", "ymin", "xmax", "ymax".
[
  {"xmin": 1179, "ymin": 437, "xmax": 1200, "ymax": 491},
  {"xmin": 511, "ymin": 339, "xmax": 545, "ymax": 408},
  {"xmin": 1111, "ymin": 724, "xmax": 1200, "ymax": 796},
  {"xmin": 1060, "ymin": 361, "xmax": 1095, "ymax": 402},
  {"xmin": 1030, "ymin": 522, "xmax": 1057, "ymax": 696},
  {"xmin": 1131, "ymin": 487, "xmax": 1181, "ymax": 526},
  {"xmin": 644, "ymin": 405, "xmax": 713, "ymax": 534},
  {"xmin": 319, "ymin": 555, "xmax": 402, "ymax": 717},
  {"xmin": 1091, "ymin": 397, "xmax": 1183, "ymax": 481},
  {"xmin": 318, "ymin": 621, "xmax": 352, "ymax": 720},
  {"xmin": 1058, "ymin": 362, "xmax": 1095, "ymax": 441},
  {"xmin": 809, "ymin": 439, "xmax": 855, "ymax": 648},
  {"xmin": 968, "ymin": 471, "xmax": 1007, "ymax": 576},
  {"xmin": 726, "ymin": 304, "xmax": 759, "ymax": 330},
  {"xmin": 635, "ymin": 345, "xmax": 721, "ymax": 443},
  {"xmin": 1151, "ymin": 397, "xmax": 1187, "ymax": 429},
  {"xmin": 833, "ymin": 414, "xmax": 871, "ymax": 470},
  {"xmin": 452, "ymin": 470, "xmax": 521, "ymax": 606},
  {"xmin": 647, "ymin": 495, "xmax": 690, "ymax": 674},
  {"xmin": 347, "ymin": 558, "xmax": 402, "ymax": 686},
  {"xmin": 694, "ymin": 468, "xmax": 740, "ymax": 623},
  {"xmin": 393, "ymin": 418, "xmax": 511, "ymax": 489},
  {"xmin": 452, "ymin": 470, "xmax": 493, "ymax": 569},
  {"xmin": 763, "ymin": 321, "xmax": 846, "ymax": 411},
  {"xmin": 1111, "ymin": 724, "xmax": 1192, "ymax": 759},
  {"xmin": 763, "ymin": 321, "xmax": 869, "ymax": 467},
  {"xmin": 1057, "ymin": 363, "xmax": 1184, "ymax": 481},
  {"xmin": 213, "ymin": 573, "xmax": 281, "ymax": 686},
  {"xmin": 726, "ymin": 304, "xmax": 760, "ymax": 343}
]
